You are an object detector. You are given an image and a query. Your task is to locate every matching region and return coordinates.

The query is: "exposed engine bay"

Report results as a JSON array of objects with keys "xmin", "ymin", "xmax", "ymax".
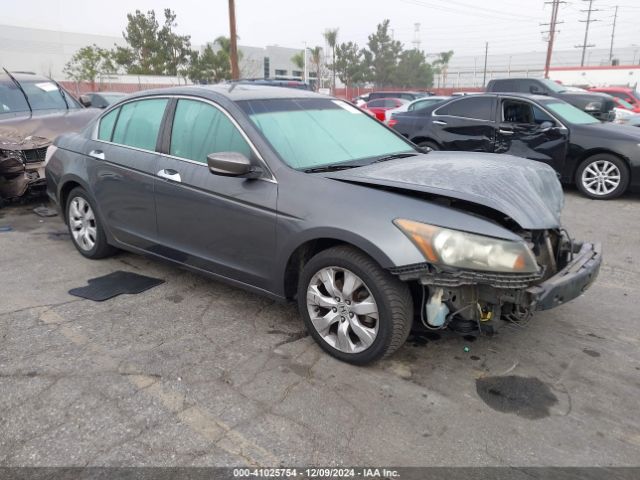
[{"xmin": 392, "ymin": 228, "xmax": 601, "ymax": 335}]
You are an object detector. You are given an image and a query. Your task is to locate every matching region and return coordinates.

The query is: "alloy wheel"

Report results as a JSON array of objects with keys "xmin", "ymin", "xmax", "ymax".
[
  {"xmin": 68, "ymin": 196, "xmax": 97, "ymax": 251},
  {"xmin": 581, "ymin": 159, "xmax": 621, "ymax": 196},
  {"xmin": 306, "ymin": 266, "xmax": 379, "ymax": 354}
]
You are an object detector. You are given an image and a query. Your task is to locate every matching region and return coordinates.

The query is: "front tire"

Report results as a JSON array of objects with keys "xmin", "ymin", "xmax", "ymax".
[
  {"xmin": 575, "ymin": 154, "xmax": 629, "ymax": 199},
  {"xmin": 297, "ymin": 246, "xmax": 413, "ymax": 365},
  {"xmin": 66, "ymin": 187, "xmax": 116, "ymax": 259}
]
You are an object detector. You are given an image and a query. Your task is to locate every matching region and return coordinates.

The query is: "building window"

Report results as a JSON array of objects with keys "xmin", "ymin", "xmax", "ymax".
[
  {"xmin": 263, "ymin": 57, "xmax": 270, "ymax": 79},
  {"xmin": 309, "ymin": 72, "xmax": 317, "ymax": 78},
  {"xmin": 274, "ymin": 69, "xmax": 288, "ymax": 77},
  {"xmin": 292, "ymin": 70, "xmax": 303, "ymax": 78}
]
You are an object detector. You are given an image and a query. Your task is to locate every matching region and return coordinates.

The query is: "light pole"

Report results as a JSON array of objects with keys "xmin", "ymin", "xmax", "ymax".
[{"xmin": 303, "ymin": 42, "xmax": 308, "ymax": 83}]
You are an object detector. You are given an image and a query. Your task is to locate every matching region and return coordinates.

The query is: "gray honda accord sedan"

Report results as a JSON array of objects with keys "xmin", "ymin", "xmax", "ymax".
[{"xmin": 45, "ymin": 85, "xmax": 601, "ymax": 364}]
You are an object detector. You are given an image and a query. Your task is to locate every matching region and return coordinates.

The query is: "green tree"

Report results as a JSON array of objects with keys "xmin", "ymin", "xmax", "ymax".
[
  {"xmin": 362, "ymin": 20, "xmax": 403, "ymax": 87},
  {"xmin": 156, "ymin": 9, "xmax": 192, "ymax": 76},
  {"xmin": 114, "ymin": 9, "xmax": 191, "ymax": 75},
  {"xmin": 63, "ymin": 45, "xmax": 113, "ymax": 88},
  {"xmin": 334, "ymin": 41, "xmax": 366, "ymax": 92},
  {"xmin": 323, "ymin": 28, "xmax": 339, "ymax": 93},
  {"xmin": 433, "ymin": 50, "xmax": 454, "ymax": 87},
  {"xmin": 395, "ymin": 49, "xmax": 434, "ymax": 88},
  {"xmin": 186, "ymin": 37, "xmax": 237, "ymax": 84}
]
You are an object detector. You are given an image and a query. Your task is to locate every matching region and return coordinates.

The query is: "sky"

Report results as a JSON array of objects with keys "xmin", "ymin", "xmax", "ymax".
[{"xmin": 2, "ymin": 0, "xmax": 639, "ymax": 57}]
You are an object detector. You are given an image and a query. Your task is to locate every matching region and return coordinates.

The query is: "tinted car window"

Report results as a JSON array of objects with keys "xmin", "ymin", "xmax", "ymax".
[
  {"xmin": 170, "ymin": 99, "xmax": 252, "ymax": 163},
  {"xmin": 0, "ymin": 79, "xmax": 30, "ymax": 113},
  {"xmin": 367, "ymin": 100, "xmax": 386, "ymax": 108},
  {"xmin": 436, "ymin": 97, "xmax": 493, "ymax": 120},
  {"xmin": 112, "ymin": 98, "xmax": 168, "ymax": 150},
  {"xmin": 98, "ymin": 107, "xmax": 119, "ymax": 141}
]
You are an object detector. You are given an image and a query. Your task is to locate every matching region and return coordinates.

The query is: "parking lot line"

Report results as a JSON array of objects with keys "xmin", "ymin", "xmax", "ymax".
[{"xmin": 38, "ymin": 307, "xmax": 277, "ymax": 466}]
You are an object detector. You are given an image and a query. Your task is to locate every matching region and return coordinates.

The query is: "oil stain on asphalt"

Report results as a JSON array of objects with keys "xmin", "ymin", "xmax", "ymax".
[{"xmin": 476, "ymin": 375, "xmax": 558, "ymax": 419}]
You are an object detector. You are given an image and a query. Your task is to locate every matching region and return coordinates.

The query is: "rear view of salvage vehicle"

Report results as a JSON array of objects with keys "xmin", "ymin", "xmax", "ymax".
[
  {"xmin": 0, "ymin": 70, "xmax": 99, "ymax": 200},
  {"xmin": 46, "ymin": 85, "xmax": 601, "ymax": 364}
]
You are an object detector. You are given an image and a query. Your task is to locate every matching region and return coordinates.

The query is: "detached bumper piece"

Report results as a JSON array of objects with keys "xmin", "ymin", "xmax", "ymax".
[{"xmin": 527, "ymin": 241, "xmax": 601, "ymax": 311}]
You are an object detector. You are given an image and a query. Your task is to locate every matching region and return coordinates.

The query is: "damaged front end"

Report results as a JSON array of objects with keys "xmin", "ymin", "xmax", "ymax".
[
  {"xmin": 0, "ymin": 135, "xmax": 50, "ymax": 200},
  {"xmin": 391, "ymin": 226, "xmax": 601, "ymax": 335}
]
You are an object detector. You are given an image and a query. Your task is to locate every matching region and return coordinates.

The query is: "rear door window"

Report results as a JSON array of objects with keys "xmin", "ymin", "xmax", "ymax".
[
  {"xmin": 436, "ymin": 97, "xmax": 494, "ymax": 121},
  {"xmin": 169, "ymin": 99, "xmax": 252, "ymax": 164},
  {"xmin": 98, "ymin": 107, "xmax": 119, "ymax": 141},
  {"xmin": 111, "ymin": 98, "xmax": 168, "ymax": 151}
]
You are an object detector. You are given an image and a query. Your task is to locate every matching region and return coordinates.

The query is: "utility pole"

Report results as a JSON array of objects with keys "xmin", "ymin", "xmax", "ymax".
[
  {"xmin": 482, "ymin": 42, "xmax": 488, "ymax": 87},
  {"xmin": 228, "ymin": 0, "xmax": 240, "ymax": 80},
  {"xmin": 609, "ymin": 5, "xmax": 618, "ymax": 64},
  {"xmin": 575, "ymin": 0, "xmax": 600, "ymax": 67},
  {"xmin": 542, "ymin": 0, "xmax": 563, "ymax": 78}
]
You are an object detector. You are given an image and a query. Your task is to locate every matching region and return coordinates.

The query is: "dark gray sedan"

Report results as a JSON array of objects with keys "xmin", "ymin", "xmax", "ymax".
[{"xmin": 45, "ymin": 85, "xmax": 601, "ymax": 364}]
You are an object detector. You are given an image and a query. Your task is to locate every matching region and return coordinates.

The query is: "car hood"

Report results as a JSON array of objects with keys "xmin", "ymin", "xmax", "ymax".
[
  {"xmin": 559, "ymin": 91, "xmax": 612, "ymax": 105},
  {"xmin": 324, "ymin": 152, "xmax": 564, "ymax": 230},
  {"xmin": 572, "ymin": 121, "xmax": 640, "ymax": 140},
  {"xmin": 0, "ymin": 108, "xmax": 100, "ymax": 150}
]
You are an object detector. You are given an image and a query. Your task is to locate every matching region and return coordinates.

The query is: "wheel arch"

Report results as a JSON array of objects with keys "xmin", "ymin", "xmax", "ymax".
[
  {"xmin": 281, "ymin": 233, "xmax": 395, "ymax": 300},
  {"xmin": 58, "ymin": 175, "xmax": 91, "ymax": 223},
  {"xmin": 411, "ymin": 136, "xmax": 441, "ymax": 148},
  {"xmin": 572, "ymin": 148, "xmax": 631, "ymax": 181}
]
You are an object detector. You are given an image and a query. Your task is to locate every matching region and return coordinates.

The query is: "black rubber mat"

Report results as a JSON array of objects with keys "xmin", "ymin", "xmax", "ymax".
[{"xmin": 68, "ymin": 270, "xmax": 165, "ymax": 302}]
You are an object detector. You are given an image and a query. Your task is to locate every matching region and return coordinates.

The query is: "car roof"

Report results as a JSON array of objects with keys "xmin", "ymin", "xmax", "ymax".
[
  {"xmin": 1, "ymin": 72, "xmax": 55, "ymax": 83},
  {"xmin": 123, "ymin": 84, "xmax": 328, "ymax": 103}
]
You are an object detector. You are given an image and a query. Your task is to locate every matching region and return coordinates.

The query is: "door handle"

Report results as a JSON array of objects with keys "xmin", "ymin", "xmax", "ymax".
[
  {"xmin": 433, "ymin": 120, "xmax": 447, "ymax": 126},
  {"xmin": 499, "ymin": 128, "xmax": 514, "ymax": 135},
  {"xmin": 157, "ymin": 169, "xmax": 181, "ymax": 183},
  {"xmin": 88, "ymin": 149, "xmax": 105, "ymax": 160}
]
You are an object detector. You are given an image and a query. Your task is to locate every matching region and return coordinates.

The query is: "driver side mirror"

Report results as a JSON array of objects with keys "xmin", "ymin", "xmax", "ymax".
[
  {"xmin": 538, "ymin": 121, "xmax": 555, "ymax": 132},
  {"xmin": 79, "ymin": 94, "xmax": 92, "ymax": 107},
  {"xmin": 207, "ymin": 152, "xmax": 262, "ymax": 178}
]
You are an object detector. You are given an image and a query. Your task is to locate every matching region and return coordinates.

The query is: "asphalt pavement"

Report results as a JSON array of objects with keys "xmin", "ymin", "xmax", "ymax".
[{"xmin": 0, "ymin": 190, "xmax": 639, "ymax": 467}]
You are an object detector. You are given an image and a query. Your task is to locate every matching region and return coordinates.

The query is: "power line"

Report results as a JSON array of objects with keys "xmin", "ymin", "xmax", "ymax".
[{"xmin": 575, "ymin": 0, "xmax": 601, "ymax": 66}]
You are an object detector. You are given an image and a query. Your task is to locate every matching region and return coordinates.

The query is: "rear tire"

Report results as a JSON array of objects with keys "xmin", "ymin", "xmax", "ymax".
[
  {"xmin": 297, "ymin": 246, "xmax": 413, "ymax": 365},
  {"xmin": 66, "ymin": 187, "xmax": 116, "ymax": 259},
  {"xmin": 575, "ymin": 154, "xmax": 629, "ymax": 199},
  {"xmin": 417, "ymin": 140, "xmax": 440, "ymax": 152}
]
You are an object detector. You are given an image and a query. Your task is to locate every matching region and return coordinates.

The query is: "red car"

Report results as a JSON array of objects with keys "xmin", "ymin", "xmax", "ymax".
[
  {"xmin": 363, "ymin": 98, "xmax": 406, "ymax": 121},
  {"xmin": 589, "ymin": 86, "xmax": 640, "ymax": 111}
]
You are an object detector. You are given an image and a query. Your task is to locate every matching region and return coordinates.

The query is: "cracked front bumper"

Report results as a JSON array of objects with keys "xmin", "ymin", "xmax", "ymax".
[{"xmin": 527, "ymin": 241, "xmax": 602, "ymax": 311}]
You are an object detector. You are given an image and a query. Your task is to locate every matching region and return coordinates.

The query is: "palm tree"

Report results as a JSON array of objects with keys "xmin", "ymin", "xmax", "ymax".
[
  {"xmin": 433, "ymin": 50, "xmax": 454, "ymax": 87},
  {"xmin": 323, "ymin": 28, "xmax": 339, "ymax": 93},
  {"xmin": 308, "ymin": 46, "xmax": 323, "ymax": 91}
]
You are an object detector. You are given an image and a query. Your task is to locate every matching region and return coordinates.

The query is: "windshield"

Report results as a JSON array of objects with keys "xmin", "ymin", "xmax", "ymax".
[
  {"xmin": 540, "ymin": 79, "xmax": 567, "ymax": 93},
  {"xmin": 616, "ymin": 98, "xmax": 634, "ymax": 109},
  {"xmin": 545, "ymin": 101, "xmax": 599, "ymax": 124},
  {"xmin": 240, "ymin": 98, "xmax": 416, "ymax": 170},
  {"xmin": 0, "ymin": 77, "xmax": 79, "ymax": 113}
]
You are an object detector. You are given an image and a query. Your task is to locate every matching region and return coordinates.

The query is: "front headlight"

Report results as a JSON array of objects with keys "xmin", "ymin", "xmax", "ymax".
[
  {"xmin": 584, "ymin": 101, "xmax": 602, "ymax": 112},
  {"xmin": 394, "ymin": 219, "xmax": 539, "ymax": 273}
]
